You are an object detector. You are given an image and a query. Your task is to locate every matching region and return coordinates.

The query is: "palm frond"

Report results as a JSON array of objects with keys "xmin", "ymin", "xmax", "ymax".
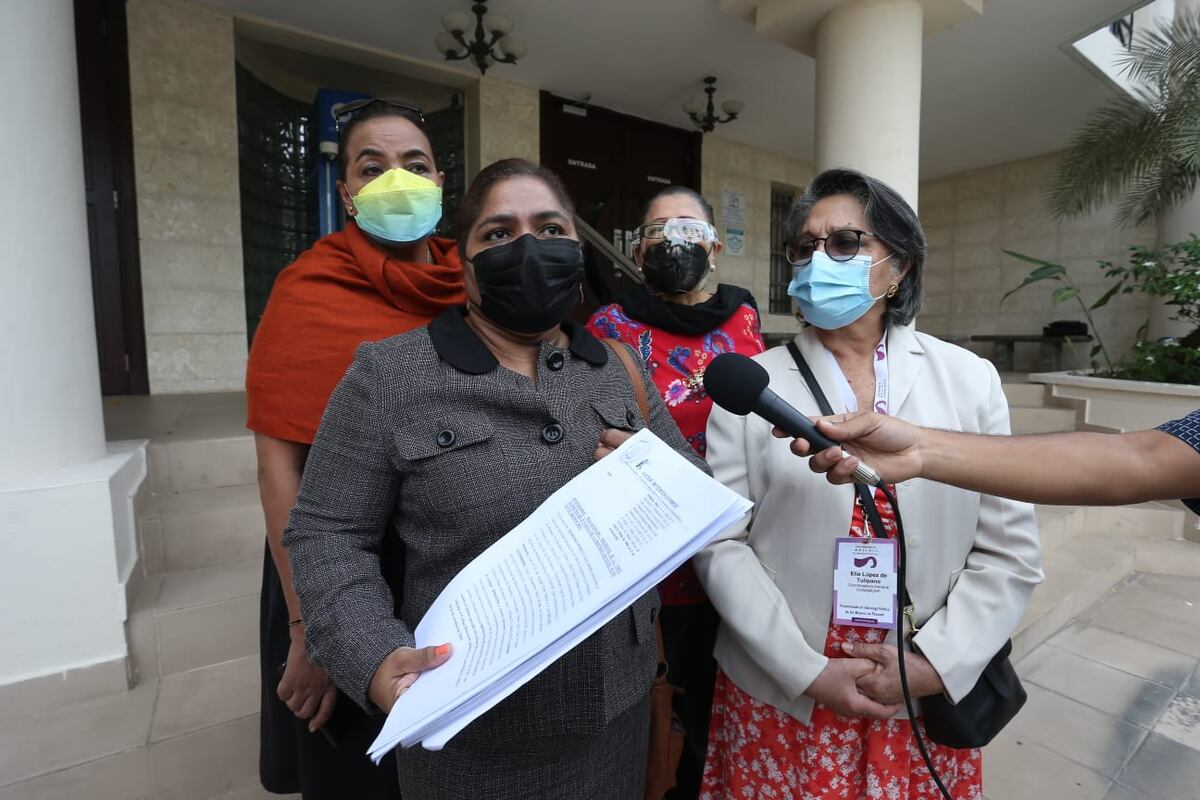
[
  {"xmin": 1116, "ymin": 160, "xmax": 1200, "ymax": 227},
  {"xmin": 1116, "ymin": 10, "xmax": 1200, "ymax": 90},
  {"xmin": 1049, "ymin": 10, "xmax": 1200, "ymax": 225},
  {"xmin": 1046, "ymin": 97, "xmax": 1170, "ymax": 218}
]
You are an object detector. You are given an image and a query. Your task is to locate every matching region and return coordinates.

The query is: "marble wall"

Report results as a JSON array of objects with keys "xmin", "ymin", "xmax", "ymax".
[
  {"xmin": 918, "ymin": 152, "xmax": 1157, "ymax": 372},
  {"xmin": 467, "ymin": 76, "xmax": 540, "ymax": 177},
  {"xmin": 700, "ymin": 135, "xmax": 813, "ymax": 335},
  {"xmin": 127, "ymin": 0, "xmax": 247, "ymax": 393}
]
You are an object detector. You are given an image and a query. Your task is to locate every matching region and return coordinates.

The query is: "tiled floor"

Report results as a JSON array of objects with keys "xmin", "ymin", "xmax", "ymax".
[{"xmin": 985, "ymin": 573, "xmax": 1200, "ymax": 800}]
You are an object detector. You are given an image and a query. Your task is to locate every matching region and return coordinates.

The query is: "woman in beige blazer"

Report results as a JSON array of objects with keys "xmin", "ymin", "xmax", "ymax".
[{"xmin": 695, "ymin": 168, "xmax": 1042, "ymax": 800}]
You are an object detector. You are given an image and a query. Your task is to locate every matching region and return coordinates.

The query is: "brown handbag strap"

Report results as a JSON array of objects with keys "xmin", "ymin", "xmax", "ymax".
[
  {"xmin": 601, "ymin": 340, "xmax": 666, "ymax": 665},
  {"xmin": 603, "ymin": 340, "xmax": 652, "ymax": 424}
]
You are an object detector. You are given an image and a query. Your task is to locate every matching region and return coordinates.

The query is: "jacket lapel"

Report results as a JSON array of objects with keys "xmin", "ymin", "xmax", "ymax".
[
  {"xmin": 886, "ymin": 324, "xmax": 925, "ymax": 416},
  {"xmin": 790, "ymin": 328, "xmax": 848, "ymax": 414}
]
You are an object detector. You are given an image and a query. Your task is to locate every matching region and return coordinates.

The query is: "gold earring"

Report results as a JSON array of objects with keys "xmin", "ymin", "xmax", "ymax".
[{"xmin": 885, "ymin": 284, "xmax": 899, "ymax": 299}]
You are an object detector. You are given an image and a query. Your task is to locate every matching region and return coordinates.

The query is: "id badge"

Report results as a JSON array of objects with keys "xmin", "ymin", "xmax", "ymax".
[{"xmin": 832, "ymin": 537, "xmax": 898, "ymax": 629}]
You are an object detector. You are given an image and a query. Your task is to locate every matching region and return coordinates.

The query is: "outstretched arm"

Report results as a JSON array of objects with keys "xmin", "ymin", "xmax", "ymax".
[{"xmin": 783, "ymin": 411, "xmax": 1200, "ymax": 506}]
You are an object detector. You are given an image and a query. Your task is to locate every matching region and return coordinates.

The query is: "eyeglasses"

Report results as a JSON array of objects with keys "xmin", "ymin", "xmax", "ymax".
[
  {"xmin": 332, "ymin": 98, "xmax": 425, "ymax": 134},
  {"xmin": 786, "ymin": 228, "xmax": 876, "ymax": 266},
  {"xmin": 635, "ymin": 218, "xmax": 718, "ymax": 245}
]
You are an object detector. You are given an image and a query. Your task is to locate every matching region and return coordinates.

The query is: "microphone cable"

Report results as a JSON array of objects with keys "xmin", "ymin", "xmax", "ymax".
[{"xmin": 863, "ymin": 484, "xmax": 953, "ymax": 800}]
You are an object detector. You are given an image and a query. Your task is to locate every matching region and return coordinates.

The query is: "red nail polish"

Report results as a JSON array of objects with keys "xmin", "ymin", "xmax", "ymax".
[{"xmin": 435, "ymin": 643, "xmax": 451, "ymax": 657}]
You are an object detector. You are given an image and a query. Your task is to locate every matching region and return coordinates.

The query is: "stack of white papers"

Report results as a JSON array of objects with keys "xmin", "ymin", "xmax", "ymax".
[{"xmin": 367, "ymin": 428, "xmax": 752, "ymax": 760}]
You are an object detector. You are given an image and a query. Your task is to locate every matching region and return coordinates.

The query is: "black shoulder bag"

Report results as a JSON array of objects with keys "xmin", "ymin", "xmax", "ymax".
[{"xmin": 786, "ymin": 341, "xmax": 1026, "ymax": 798}]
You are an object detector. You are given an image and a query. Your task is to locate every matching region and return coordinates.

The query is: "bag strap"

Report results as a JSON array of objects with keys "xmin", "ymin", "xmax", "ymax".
[
  {"xmin": 784, "ymin": 341, "xmax": 913, "ymax": 611},
  {"xmin": 604, "ymin": 340, "xmax": 652, "ymax": 424},
  {"xmin": 602, "ymin": 340, "xmax": 666, "ymax": 665}
]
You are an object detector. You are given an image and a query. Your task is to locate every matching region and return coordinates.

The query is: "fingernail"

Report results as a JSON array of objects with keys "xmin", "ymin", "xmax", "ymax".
[
  {"xmin": 435, "ymin": 643, "xmax": 451, "ymax": 657},
  {"xmin": 842, "ymin": 642, "xmax": 854, "ymax": 653}
]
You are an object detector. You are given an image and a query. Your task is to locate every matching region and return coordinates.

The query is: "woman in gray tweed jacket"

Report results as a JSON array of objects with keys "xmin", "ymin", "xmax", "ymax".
[{"xmin": 283, "ymin": 158, "xmax": 708, "ymax": 799}]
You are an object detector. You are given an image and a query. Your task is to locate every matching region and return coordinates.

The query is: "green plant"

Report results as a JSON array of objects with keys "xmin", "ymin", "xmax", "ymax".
[
  {"xmin": 1003, "ymin": 239, "xmax": 1200, "ymax": 384},
  {"xmin": 1046, "ymin": 11, "xmax": 1200, "ymax": 227},
  {"xmin": 1097, "ymin": 236, "xmax": 1200, "ymax": 334},
  {"xmin": 1103, "ymin": 339, "xmax": 1200, "ymax": 383},
  {"xmin": 1001, "ymin": 250, "xmax": 1115, "ymax": 370}
]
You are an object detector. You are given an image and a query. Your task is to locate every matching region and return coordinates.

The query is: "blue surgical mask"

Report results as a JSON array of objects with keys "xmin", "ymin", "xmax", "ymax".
[
  {"xmin": 787, "ymin": 250, "xmax": 895, "ymax": 330},
  {"xmin": 350, "ymin": 168, "xmax": 443, "ymax": 245}
]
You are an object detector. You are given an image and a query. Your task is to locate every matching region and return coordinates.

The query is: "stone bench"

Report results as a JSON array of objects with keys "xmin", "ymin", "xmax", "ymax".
[{"xmin": 971, "ymin": 334, "xmax": 1092, "ymax": 373}]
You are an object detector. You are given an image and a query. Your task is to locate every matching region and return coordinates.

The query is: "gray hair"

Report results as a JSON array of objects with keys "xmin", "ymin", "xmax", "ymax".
[{"xmin": 787, "ymin": 168, "xmax": 925, "ymax": 327}]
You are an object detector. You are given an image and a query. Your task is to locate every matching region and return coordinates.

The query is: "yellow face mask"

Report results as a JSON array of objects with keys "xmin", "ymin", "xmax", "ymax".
[{"xmin": 352, "ymin": 168, "xmax": 443, "ymax": 244}]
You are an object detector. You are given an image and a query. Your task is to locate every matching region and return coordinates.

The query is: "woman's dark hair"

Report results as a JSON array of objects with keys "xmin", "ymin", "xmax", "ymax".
[
  {"xmin": 788, "ymin": 168, "xmax": 925, "ymax": 326},
  {"xmin": 455, "ymin": 158, "xmax": 576, "ymax": 254},
  {"xmin": 337, "ymin": 101, "xmax": 433, "ymax": 181},
  {"xmin": 640, "ymin": 186, "xmax": 715, "ymax": 226}
]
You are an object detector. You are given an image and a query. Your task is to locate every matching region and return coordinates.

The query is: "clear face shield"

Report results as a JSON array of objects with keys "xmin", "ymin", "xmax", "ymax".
[
  {"xmin": 633, "ymin": 218, "xmax": 719, "ymax": 255},
  {"xmin": 633, "ymin": 218, "xmax": 720, "ymax": 294}
]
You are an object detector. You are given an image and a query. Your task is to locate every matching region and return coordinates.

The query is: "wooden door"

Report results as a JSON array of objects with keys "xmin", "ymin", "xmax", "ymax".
[
  {"xmin": 540, "ymin": 93, "xmax": 702, "ymax": 319},
  {"xmin": 75, "ymin": 0, "xmax": 148, "ymax": 395}
]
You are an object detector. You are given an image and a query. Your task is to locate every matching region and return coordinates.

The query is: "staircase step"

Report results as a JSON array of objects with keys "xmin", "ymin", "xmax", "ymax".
[
  {"xmin": 131, "ymin": 560, "xmax": 261, "ymax": 679},
  {"xmin": 1009, "ymin": 406, "xmax": 1077, "ymax": 434},
  {"xmin": 151, "ymin": 434, "xmax": 257, "ymax": 494},
  {"xmin": 1001, "ymin": 382, "xmax": 1047, "ymax": 407},
  {"xmin": 148, "ymin": 713, "xmax": 264, "ymax": 800},
  {"xmin": 150, "ymin": 656, "xmax": 259, "ymax": 743},
  {"xmin": 144, "ymin": 484, "xmax": 265, "ymax": 572},
  {"xmin": 1033, "ymin": 505, "xmax": 1086, "ymax": 555},
  {"xmin": 0, "ymin": 677, "xmax": 158, "ymax": 789},
  {"xmin": 0, "ymin": 746, "xmax": 152, "ymax": 800},
  {"xmin": 1012, "ymin": 530, "xmax": 1135, "ymax": 662}
]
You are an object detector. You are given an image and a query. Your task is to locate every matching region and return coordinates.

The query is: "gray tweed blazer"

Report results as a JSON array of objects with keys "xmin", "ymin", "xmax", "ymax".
[{"xmin": 283, "ymin": 306, "xmax": 709, "ymax": 745}]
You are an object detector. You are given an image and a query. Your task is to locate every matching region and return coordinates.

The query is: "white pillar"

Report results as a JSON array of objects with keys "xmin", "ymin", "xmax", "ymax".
[
  {"xmin": 0, "ymin": 0, "xmax": 106, "ymax": 480},
  {"xmin": 1148, "ymin": 0, "xmax": 1200, "ymax": 340},
  {"xmin": 814, "ymin": 0, "xmax": 924, "ymax": 207},
  {"xmin": 0, "ymin": 0, "xmax": 144, "ymax": 689}
]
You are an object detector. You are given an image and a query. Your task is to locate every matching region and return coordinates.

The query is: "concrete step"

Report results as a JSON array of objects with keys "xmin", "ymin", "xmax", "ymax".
[
  {"xmin": 0, "ymin": 704, "xmax": 269, "ymax": 800},
  {"xmin": 1001, "ymin": 382, "xmax": 1047, "ymax": 408},
  {"xmin": 1034, "ymin": 505, "xmax": 1087, "ymax": 556},
  {"xmin": 1009, "ymin": 405, "xmax": 1077, "ymax": 434},
  {"xmin": 1012, "ymin": 503, "xmax": 1190, "ymax": 662},
  {"xmin": 128, "ymin": 559, "xmax": 260, "ymax": 681},
  {"xmin": 141, "ymin": 484, "xmax": 265, "ymax": 574},
  {"xmin": 1012, "ymin": 529, "xmax": 1135, "ymax": 663},
  {"xmin": 147, "ymin": 433, "xmax": 256, "ymax": 495}
]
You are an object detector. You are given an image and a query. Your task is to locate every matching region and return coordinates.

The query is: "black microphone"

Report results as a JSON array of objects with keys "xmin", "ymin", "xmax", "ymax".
[{"xmin": 703, "ymin": 352, "xmax": 882, "ymax": 486}]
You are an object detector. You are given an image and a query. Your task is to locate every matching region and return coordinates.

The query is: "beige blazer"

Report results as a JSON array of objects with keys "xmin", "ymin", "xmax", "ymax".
[{"xmin": 695, "ymin": 324, "xmax": 1043, "ymax": 725}]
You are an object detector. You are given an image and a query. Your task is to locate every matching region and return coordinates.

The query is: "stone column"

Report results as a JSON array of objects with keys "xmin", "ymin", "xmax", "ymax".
[
  {"xmin": 0, "ymin": 0, "xmax": 106, "ymax": 480},
  {"xmin": 814, "ymin": 0, "xmax": 924, "ymax": 207},
  {"xmin": 0, "ymin": 0, "xmax": 144, "ymax": 690}
]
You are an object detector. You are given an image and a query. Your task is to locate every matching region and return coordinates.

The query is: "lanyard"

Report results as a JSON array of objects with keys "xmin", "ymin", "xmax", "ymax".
[{"xmin": 824, "ymin": 335, "xmax": 889, "ymax": 415}]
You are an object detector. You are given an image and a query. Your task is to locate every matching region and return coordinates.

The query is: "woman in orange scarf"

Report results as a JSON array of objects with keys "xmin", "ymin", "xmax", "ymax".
[{"xmin": 246, "ymin": 99, "xmax": 464, "ymax": 799}]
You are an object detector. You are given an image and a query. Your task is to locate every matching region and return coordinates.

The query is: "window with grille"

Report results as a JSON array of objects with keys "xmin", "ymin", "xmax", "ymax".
[{"xmin": 769, "ymin": 185, "xmax": 798, "ymax": 314}]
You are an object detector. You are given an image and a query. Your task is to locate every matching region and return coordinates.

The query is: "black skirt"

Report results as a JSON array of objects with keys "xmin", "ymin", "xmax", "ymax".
[{"xmin": 259, "ymin": 544, "xmax": 403, "ymax": 798}]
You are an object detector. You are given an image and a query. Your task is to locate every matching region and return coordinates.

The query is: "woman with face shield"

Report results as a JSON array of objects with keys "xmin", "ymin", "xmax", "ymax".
[
  {"xmin": 585, "ymin": 186, "xmax": 765, "ymax": 799},
  {"xmin": 281, "ymin": 159, "xmax": 709, "ymax": 799},
  {"xmin": 245, "ymin": 98, "xmax": 465, "ymax": 799}
]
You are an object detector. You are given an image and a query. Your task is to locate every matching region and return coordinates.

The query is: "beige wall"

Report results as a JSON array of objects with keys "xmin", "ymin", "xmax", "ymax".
[
  {"xmin": 467, "ymin": 77, "xmax": 540, "ymax": 178},
  {"xmin": 700, "ymin": 135, "xmax": 813, "ymax": 335},
  {"xmin": 127, "ymin": 0, "xmax": 247, "ymax": 393},
  {"xmin": 918, "ymin": 152, "xmax": 1157, "ymax": 372}
]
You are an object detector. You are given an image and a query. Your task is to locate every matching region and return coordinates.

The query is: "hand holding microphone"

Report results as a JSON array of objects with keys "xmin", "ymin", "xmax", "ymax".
[{"xmin": 703, "ymin": 352, "xmax": 885, "ymax": 487}]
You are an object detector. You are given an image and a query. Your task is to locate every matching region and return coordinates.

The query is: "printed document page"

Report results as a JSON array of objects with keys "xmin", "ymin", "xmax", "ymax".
[{"xmin": 367, "ymin": 429, "xmax": 751, "ymax": 760}]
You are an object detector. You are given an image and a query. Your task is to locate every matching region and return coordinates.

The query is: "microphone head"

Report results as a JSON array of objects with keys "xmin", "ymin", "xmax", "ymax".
[{"xmin": 703, "ymin": 352, "xmax": 769, "ymax": 416}]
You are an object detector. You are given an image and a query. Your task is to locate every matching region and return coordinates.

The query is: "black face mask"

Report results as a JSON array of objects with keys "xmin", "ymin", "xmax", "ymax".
[
  {"xmin": 640, "ymin": 241, "xmax": 711, "ymax": 294},
  {"xmin": 471, "ymin": 234, "xmax": 585, "ymax": 333}
]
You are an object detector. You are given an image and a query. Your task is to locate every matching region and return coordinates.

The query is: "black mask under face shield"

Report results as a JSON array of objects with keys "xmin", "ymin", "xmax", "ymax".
[{"xmin": 635, "ymin": 218, "xmax": 718, "ymax": 294}]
